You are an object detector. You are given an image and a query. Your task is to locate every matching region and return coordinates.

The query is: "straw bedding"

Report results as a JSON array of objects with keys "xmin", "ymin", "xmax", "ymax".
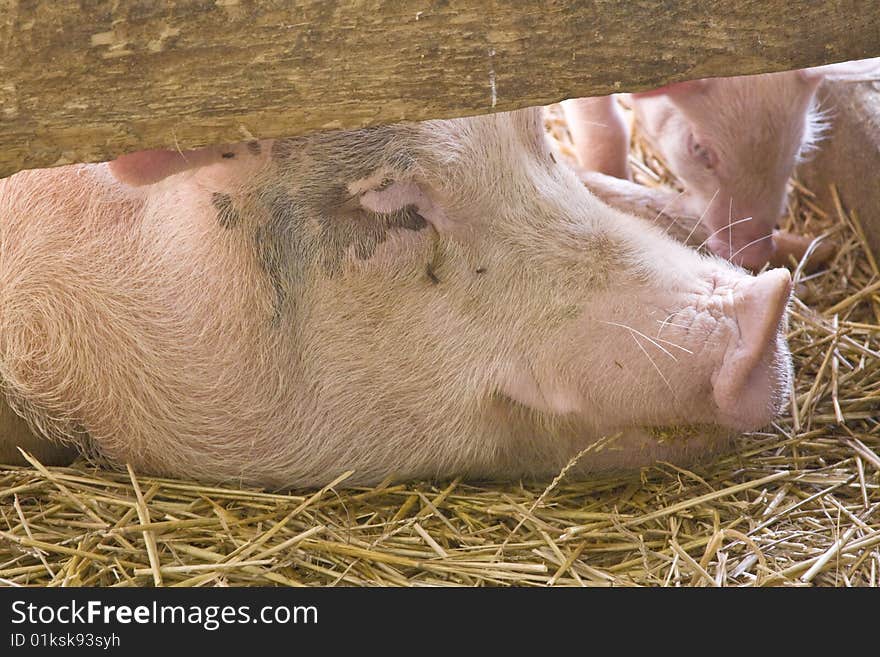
[{"xmin": 0, "ymin": 105, "xmax": 877, "ymax": 587}]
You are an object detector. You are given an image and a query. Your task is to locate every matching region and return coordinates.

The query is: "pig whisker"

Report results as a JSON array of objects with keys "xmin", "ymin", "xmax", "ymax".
[
  {"xmin": 684, "ymin": 188, "xmax": 720, "ymax": 244},
  {"xmin": 652, "ymin": 336, "xmax": 693, "ymax": 355},
  {"xmin": 629, "ymin": 332, "xmax": 673, "ymax": 392},
  {"xmin": 695, "ymin": 215, "xmax": 756, "ymax": 252},
  {"xmin": 729, "ymin": 232, "xmax": 775, "ymax": 261},
  {"xmin": 656, "ymin": 318, "xmax": 691, "ymax": 331},
  {"xmin": 728, "ymin": 198, "xmax": 734, "ymax": 259},
  {"xmin": 656, "ymin": 310, "xmax": 682, "ymax": 334},
  {"xmin": 652, "ymin": 189, "xmax": 688, "ymax": 230},
  {"xmin": 601, "ymin": 321, "xmax": 677, "ymax": 361},
  {"xmin": 656, "ymin": 320, "xmax": 694, "ymax": 338},
  {"xmin": 649, "ymin": 316, "xmax": 693, "ymax": 352}
]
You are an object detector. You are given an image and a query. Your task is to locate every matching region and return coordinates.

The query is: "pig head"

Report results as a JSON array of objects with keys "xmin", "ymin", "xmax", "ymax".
[
  {"xmin": 0, "ymin": 109, "xmax": 792, "ymax": 487},
  {"xmin": 633, "ymin": 59, "xmax": 880, "ymax": 269},
  {"xmin": 632, "ymin": 72, "xmax": 823, "ymax": 269}
]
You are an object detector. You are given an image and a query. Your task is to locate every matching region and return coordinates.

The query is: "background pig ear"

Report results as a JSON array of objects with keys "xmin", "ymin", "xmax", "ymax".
[
  {"xmin": 631, "ymin": 78, "xmax": 707, "ymax": 99},
  {"xmin": 799, "ymin": 57, "xmax": 880, "ymax": 84},
  {"xmin": 359, "ymin": 180, "xmax": 453, "ymax": 232},
  {"xmin": 108, "ymin": 146, "xmax": 225, "ymax": 186}
]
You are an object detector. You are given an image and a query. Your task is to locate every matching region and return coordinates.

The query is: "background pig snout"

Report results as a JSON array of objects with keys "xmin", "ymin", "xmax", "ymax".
[
  {"xmin": 705, "ymin": 218, "xmax": 777, "ymax": 269},
  {"xmin": 712, "ymin": 268, "xmax": 792, "ymax": 430}
]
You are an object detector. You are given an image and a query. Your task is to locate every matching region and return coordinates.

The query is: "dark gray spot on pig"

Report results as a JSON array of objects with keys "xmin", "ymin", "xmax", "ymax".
[
  {"xmin": 221, "ymin": 152, "xmax": 236, "ymax": 159},
  {"xmin": 424, "ymin": 231, "xmax": 444, "ymax": 285},
  {"xmin": 247, "ymin": 141, "xmax": 262, "ymax": 156},
  {"xmin": 475, "ymin": 267, "xmax": 487, "ymax": 274},
  {"xmin": 254, "ymin": 223, "xmax": 288, "ymax": 321},
  {"xmin": 251, "ymin": 126, "xmax": 425, "ymax": 317},
  {"xmin": 271, "ymin": 138, "xmax": 300, "ymax": 162},
  {"xmin": 211, "ymin": 192, "xmax": 240, "ymax": 230},
  {"xmin": 252, "ymin": 187, "xmax": 314, "ymax": 321},
  {"xmin": 251, "ymin": 183, "xmax": 429, "ymax": 320},
  {"xmin": 317, "ymin": 204, "xmax": 427, "ymax": 274}
]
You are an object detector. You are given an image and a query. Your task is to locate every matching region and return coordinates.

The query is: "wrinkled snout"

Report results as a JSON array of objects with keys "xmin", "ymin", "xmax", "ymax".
[{"xmin": 711, "ymin": 268, "xmax": 792, "ymax": 430}]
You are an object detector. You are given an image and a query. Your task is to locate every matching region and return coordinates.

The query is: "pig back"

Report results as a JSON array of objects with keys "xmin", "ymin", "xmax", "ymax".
[{"xmin": 0, "ymin": 163, "xmax": 309, "ymax": 483}]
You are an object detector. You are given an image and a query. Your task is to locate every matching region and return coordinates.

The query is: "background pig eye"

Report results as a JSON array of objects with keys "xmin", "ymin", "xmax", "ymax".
[{"xmin": 687, "ymin": 132, "xmax": 717, "ymax": 170}]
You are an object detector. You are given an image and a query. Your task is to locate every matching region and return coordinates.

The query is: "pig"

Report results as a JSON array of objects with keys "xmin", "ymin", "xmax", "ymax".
[
  {"xmin": 564, "ymin": 59, "xmax": 880, "ymax": 270},
  {"xmin": 561, "ymin": 96, "xmax": 631, "ymax": 180},
  {"xmin": 0, "ymin": 108, "xmax": 793, "ymax": 488}
]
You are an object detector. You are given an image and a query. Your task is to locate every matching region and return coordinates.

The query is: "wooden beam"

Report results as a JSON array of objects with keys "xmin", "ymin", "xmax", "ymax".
[{"xmin": 1, "ymin": 0, "xmax": 878, "ymax": 177}]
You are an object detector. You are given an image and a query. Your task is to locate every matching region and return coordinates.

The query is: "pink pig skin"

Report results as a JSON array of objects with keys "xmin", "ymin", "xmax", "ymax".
[
  {"xmin": 565, "ymin": 58, "xmax": 879, "ymax": 270},
  {"xmin": 0, "ymin": 109, "xmax": 792, "ymax": 487}
]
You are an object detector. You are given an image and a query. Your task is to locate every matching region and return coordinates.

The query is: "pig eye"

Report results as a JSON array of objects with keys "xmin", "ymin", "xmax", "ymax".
[{"xmin": 687, "ymin": 133, "xmax": 717, "ymax": 170}]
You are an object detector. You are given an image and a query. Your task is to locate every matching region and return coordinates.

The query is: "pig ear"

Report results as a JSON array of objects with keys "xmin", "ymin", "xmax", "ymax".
[
  {"xmin": 108, "ymin": 146, "xmax": 230, "ymax": 186},
  {"xmin": 631, "ymin": 78, "xmax": 708, "ymax": 99},
  {"xmin": 799, "ymin": 57, "xmax": 880, "ymax": 84},
  {"xmin": 358, "ymin": 179, "xmax": 454, "ymax": 232}
]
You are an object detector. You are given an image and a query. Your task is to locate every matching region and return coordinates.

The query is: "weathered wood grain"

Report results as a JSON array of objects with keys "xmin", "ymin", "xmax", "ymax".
[{"xmin": 1, "ymin": 0, "xmax": 878, "ymax": 177}]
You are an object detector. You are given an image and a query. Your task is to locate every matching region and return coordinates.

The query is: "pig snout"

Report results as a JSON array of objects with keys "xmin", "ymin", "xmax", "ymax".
[
  {"xmin": 710, "ymin": 268, "xmax": 792, "ymax": 430},
  {"xmin": 544, "ymin": 260, "xmax": 792, "ymax": 438},
  {"xmin": 692, "ymin": 195, "xmax": 786, "ymax": 270},
  {"xmin": 624, "ymin": 266, "xmax": 792, "ymax": 433}
]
